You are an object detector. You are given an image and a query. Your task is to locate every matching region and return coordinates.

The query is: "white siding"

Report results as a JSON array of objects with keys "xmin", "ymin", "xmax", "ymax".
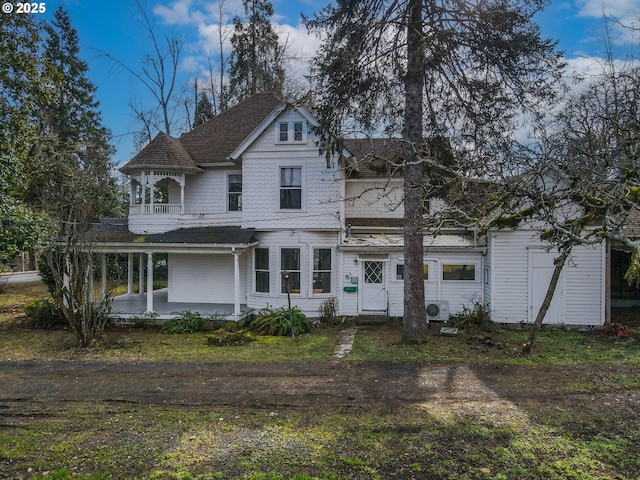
[
  {"xmin": 241, "ymin": 111, "xmax": 344, "ymax": 231},
  {"xmin": 489, "ymin": 230, "xmax": 605, "ymax": 326},
  {"xmin": 246, "ymin": 231, "xmax": 340, "ymax": 317},
  {"xmin": 168, "ymin": 253, "xmax": 248, "ymax": 304},
  {"xmin": 184, "ymin": 169, "xmax": 225, "ymax": 215},
  {"xmin": 345, "ymin": 180, "xmax": 404, "ymax": 219},
  {"xmin": 338, "ymin": 249, "xmax": 485, "ymax": 318}
]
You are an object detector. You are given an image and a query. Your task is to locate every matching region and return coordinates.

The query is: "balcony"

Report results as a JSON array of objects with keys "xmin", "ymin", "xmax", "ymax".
[{"xmin": 129, "ymin": 203, "xmax": 183, "ymax": 215}]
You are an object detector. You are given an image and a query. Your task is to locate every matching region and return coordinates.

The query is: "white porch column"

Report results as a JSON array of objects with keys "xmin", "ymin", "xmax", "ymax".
[
  {"xmin": 100, "ymin": 254, "xmax": 107, "ymax": 299},
  {"xmin": 146, "ymin": 252, "xmax": 154, "ymax": 313},
  {"xmin": 141, "ymin": 172, "xmax": 146, "ymax": 208},
  {"xmin": 149, "ymin": 173, "xmax": 155, "ymax": 214},
  {"xmin": 139, "ymin": 253, "xmax": 145, "ymax": 295},
  {"xmin": 180, "ymin": 183, "xmax": 185, "ymax": 214},
  {"xmin": 232, "ymin": 248, "xmax": 240, "ymax": 321},
  {"xmin": 127, "ymin": 253, "xmax": 133, "ymax": 295}
]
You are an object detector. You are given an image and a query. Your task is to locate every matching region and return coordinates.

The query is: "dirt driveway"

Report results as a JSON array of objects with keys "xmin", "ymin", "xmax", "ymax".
[{"xmin": 2, "ymin": 359, "xmax": 637, "ymax": 415}]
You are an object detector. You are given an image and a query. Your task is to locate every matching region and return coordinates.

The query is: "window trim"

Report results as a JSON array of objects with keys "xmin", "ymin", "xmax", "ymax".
[
  {"xmin": 442, "ymin": 263, "xmax": 478, "ymax": 282},
  {"xmin": 276, "ymin": 121, "xmax": 307, "ymax": 144},
  {"xmin": 254, "ymin": 247, "xmax": 270, "ymax": 294},
  {"xmin": 311, "ymin": 247, "xmax": 333, "ymax": 296},
  {"xmin": 227, "ymin": 172, "xmax": 242, "ymax": 212},
  {"xmin": 279, "ymin": 166, "xmax": 303, "ymax": 210},
  {"xmin": 280, "ymin": 247, "xmax": 302, "ymax": 295}
]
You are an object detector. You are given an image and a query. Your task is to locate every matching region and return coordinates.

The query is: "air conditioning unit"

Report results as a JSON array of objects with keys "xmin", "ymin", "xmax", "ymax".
[{"xmin": 425, "ymin": 300, "xmax": 450, "ymax": 321}]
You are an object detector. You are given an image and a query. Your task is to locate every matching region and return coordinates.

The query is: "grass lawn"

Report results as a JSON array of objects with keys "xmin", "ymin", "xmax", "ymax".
[{"xmin": 1, "ymin": 281, "xmax": 639, "ymax": 479}]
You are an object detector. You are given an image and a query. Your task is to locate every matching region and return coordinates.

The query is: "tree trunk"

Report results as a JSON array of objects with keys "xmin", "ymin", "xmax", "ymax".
[
  {"xmin": 402, "ymin": 0, "xmax": 428, "ymax": 342},
  {"xmin": 522, "ymin": 247, "xmax": 571, "ymax": 354}
]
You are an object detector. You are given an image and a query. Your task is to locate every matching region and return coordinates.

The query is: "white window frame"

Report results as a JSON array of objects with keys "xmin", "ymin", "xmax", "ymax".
[
  {"xmin": 280, "ymin": 247, "xmax": 302, "ymax": 295},
  {"xmin": 276, "ymin": 121, "xmax": 307, "ymax": 144},
  {"xmin": 311, "ymin": 247, "xmax": 333, "ymax": 296},
  {"xmin": 442, "ymin": 263, "xmax": 478, "ymax": 282},
  {"xmin": 227, "ymin": 172, "xmax": 242, "ymax": 212},
  {"xmin": 254, "ymin": 247, "xmax": 270, "ymax": 294},
  {"xmin": 279, "ymin": 166, "xmax": 303, "ymax": 210}
]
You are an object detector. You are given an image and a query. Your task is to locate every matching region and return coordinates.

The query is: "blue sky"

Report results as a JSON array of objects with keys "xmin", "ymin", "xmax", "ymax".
[{"xmin": 39, "ymin": 0, "xmax": 639, "ymax": 166}]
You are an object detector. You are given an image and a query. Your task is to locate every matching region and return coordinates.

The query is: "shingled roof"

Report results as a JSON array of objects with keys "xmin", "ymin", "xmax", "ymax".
[
  {"xmin": 120, "ymin": 132, "xmax": 201, "ymax": 174},
  {"xmin": 119, "ymin": 93, "xmax": 283, "ymax": 173},
  {"xmin": 342, "ymin": 138, "xmax": 404, "ymax": 179},
  {"xmin": 180, "ymin": 93, "xmax": 282, "ymax": 165}
]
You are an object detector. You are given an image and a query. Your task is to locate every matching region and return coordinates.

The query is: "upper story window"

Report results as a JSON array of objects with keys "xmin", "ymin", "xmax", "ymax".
[
  {"xmin": 228, "ymin": 173, "xmax": 242, "ymax": 211},
  {"xmin": 280, "ymin": 167, "xmax": 302, "ymax": 209},
  {"xmin": 277, "ymin": 121, "xmax": 306, "ymax": 143}
]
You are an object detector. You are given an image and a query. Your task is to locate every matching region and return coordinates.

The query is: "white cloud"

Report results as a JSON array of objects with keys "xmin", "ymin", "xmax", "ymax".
[
  {"xmin": 576, "ymin": 0, "xmax": 639, "ymax": 44},
  {"xmin": 153, "ymin": 0, "xmax": 194, "ymax": 25}
]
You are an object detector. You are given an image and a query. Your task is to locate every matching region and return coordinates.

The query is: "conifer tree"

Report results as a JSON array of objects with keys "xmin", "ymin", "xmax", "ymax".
[
  {"xmin": 228, "ymin": 0, "xmax": 285, "ymax": 103},
  {"xmin": 26, "ymin": 6, "xmax": 120, "ymax": 223},
  {"xmin": 193, "ymin": 92, "xmax": 214, "ymax": 128}
]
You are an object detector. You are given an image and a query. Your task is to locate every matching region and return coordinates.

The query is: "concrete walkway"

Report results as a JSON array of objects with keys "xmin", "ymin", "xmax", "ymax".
[{"xmin": 332, "ymin": 327, "xmax": 358, "ymax": 358}]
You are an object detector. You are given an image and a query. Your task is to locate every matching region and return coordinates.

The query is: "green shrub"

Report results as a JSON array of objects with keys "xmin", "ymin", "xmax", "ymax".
[
  {"xmin": 24, "ymin": 298, "xmax": 66, "ymax": 329},
  {"xmin": 161, "ymin": 311, "xmax": 205, "ymax": 334},
  {"xmin": 207, "ymin": 330, "xmax": 253, "ymax": 346},
  {"xmin": 251, "ymin": 305, "xmax": 310, "ymax": 336},
  {"xmin": 450, "ymin": 301, "xmax": 492, "ymax": 330}
]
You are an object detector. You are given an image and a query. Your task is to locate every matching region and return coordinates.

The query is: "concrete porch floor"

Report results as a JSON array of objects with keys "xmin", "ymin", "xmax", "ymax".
[{"xmin": 110, "ymin": 288, "xmax": 252, "ymax": 321}]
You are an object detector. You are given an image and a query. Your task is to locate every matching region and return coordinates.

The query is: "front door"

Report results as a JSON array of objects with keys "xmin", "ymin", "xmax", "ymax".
[{"xmin": 362, "ymin": 261, "xmax": 386, "ymax": 311}]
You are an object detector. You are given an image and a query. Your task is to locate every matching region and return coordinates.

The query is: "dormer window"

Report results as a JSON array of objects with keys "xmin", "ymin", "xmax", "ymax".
[{"xmin": 277, "ymin": 121, "xmax": 306, "ymax": 143}]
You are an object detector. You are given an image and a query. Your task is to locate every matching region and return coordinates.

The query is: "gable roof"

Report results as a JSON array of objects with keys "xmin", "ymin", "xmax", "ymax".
[
  {"xmin": 120, "ymin": 132, "xmax": 201, "ymax": 174},
  {"xmin": 119, "ymin": 93, "xmax": 283, "ymax": 173},
  {"xmin": 180, "ymin": 93, "xmax": 282, "ymax": 165}
]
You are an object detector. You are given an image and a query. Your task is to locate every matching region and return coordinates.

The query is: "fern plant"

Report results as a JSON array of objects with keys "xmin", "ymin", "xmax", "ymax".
[{"xmin": 252, "ymin": 306, "xmax": 310, "ymax": 336}]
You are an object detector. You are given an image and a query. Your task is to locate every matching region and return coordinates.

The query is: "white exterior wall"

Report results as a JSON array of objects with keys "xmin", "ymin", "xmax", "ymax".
[
  {"xmin": 241, "ymin": 111, "xmax": 344, "ymax": 231},
  {"xmin": 184, "ymin": 169, "xmax": 225, "ymax": 214},
  {"xmin": 489, "ymin": 230, "xmax": 606, "ymax": 325},
  {"xmin": 246, "ymin": 230, "xmax": 340, "ymax": 317},
  {"xmin": 338, "ymin": 249, "xmax": 485, "ymax": 318},
  {"xmin": 345, "ymin": 180, "xmax": 404, "ymax": 218},
  {"xmin": 168, "ymin": 253, "xmax": 248, "ymax": 304}
]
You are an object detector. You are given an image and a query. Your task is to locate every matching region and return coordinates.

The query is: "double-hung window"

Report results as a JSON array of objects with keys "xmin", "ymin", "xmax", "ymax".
[
  {"xmin": 254, "ymin": 248, "xmax": 270, "ymax": 293},
  {"xmin": 280, "ymin": 167, "xmax": 302, "ymax": 209},
  {"xmin": 228, "ymin": 173, "xmax": 242, "ymax": 211},
  {"xmin": 281, "ymin": 248, "xmax": 301, "ymax": 293},
  {"xmin": 313, "ymin": 248, "xmax": 332, "ymax": 294}
]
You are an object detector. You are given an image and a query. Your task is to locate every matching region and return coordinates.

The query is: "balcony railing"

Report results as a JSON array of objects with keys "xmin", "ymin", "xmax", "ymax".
[{"xmin": 129, "ymin": 204, "xmax": 183, "ymax": 215}]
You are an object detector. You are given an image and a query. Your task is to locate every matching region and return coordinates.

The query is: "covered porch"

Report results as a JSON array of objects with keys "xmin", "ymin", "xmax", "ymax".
[
  {"xmin": 92, "ymin": 220, "xmax": 257, "ymax": 322},
  {"xmin": 110, "ymin": 289, "xmax": 252, "ymax": 321}
]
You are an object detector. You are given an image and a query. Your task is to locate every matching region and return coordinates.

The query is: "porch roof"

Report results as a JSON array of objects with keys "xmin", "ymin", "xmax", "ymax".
[
  {"xmin": 89, "ymin": 220, "xmax": 257, "ymax": 253},
  {"xmin": 340, "ymin": 233, "xmax": 485, "ymax": 251}
]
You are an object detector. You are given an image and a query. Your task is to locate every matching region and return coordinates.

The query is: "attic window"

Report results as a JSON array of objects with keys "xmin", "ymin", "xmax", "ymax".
[{"xmin": 277, "ymin": 121, "xmax": 306, "ymax": 143}]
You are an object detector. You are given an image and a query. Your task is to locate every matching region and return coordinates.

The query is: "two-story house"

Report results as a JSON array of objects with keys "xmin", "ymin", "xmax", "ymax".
[{"xmin": 93, "ymin": 93, "xmax": 609, "ymax": 326}]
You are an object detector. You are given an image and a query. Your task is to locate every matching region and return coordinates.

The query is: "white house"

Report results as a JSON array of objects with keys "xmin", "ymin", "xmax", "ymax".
[{"xmin": 94, "ymin": 93, "xmax": 609, "ymax": 326}]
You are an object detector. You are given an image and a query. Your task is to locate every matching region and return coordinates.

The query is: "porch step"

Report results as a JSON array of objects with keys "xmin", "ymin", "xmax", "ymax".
[{"xmin": 357, "ymin": 314, "xmax": 390, "ymax": 325}]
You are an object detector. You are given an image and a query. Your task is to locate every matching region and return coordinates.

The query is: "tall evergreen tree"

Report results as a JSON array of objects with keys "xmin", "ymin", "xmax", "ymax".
[
  {"xmin": 26, "ymin": 6, "xmax": 120, "ymax": 224},
  {"xmin": 228, "ymin": 0, "xmax": 285, "ymax": 103},
  {"xmin": 306, "ymin": 0, "xmax": 564, "ymax": 341},
  {"xmin": 193, "ymin": 92, "xmax": 214, "ymax": 128},
  {"xmin": 0, "ymin": 14, "xmax": 47, "ymax": 262}
]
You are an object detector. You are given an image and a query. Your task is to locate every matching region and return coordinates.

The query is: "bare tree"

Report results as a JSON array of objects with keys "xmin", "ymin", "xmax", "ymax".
[{"xmin": 102, "ymin": 0, "xmax": 185, "ymax": 145}]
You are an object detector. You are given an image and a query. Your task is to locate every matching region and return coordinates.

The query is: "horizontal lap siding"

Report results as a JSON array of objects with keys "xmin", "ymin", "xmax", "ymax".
[
  {"xmin": 241, "ymin": 111, "xmax": 344, "ymax": 231},
  {"xmin": 345, "ymin": 181, "xmax": 404, "ymax": 218},
  {"xmin": 247, "ymin": 231, "xmax": 340, "ymax": 318},
  {"xmin": 168, "ymin": 253, "xmax": 247, "ymax": 304}
]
